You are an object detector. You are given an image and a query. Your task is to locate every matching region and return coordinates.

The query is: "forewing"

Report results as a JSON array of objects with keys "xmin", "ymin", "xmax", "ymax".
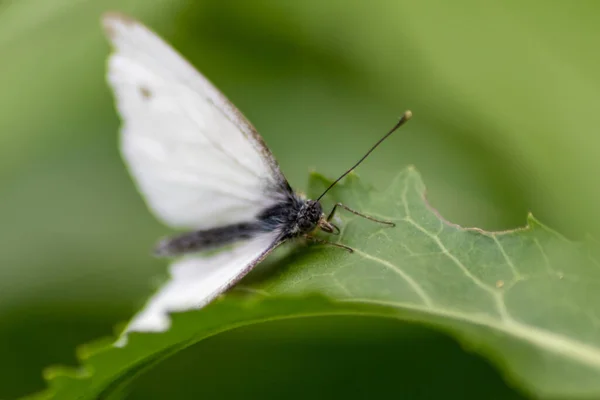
[
  {"xmin": 123, "ymin": 231, "xmax": 283, "ymax": 334},
  {"xmin": 102, "ymin": 14, "xmax": 290, "ymax": 229}
]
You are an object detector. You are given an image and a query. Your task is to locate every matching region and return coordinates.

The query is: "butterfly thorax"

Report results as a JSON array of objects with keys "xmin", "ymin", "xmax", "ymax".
[{"xmin": 258, "ymin": 196, "xmax": 323, "ymax": 238}]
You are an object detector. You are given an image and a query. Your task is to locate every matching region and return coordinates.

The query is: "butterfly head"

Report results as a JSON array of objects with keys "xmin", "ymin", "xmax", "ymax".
[
  {"xmin": 297, "ymin": 200, "xmax": 336, "ymax": 234},
  {"xmin": 296, "ymin": 200, "xmax": 322, "ymax": 232}
]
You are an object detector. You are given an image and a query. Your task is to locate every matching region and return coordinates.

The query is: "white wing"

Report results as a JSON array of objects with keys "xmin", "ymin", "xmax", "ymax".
[
  {"xmin": 102, "ymin": 13, "xmax": 290, "ymax": 229},
  {"xmin": 122, "ymin": 231, "xmax": 282, "ymax": 336}
]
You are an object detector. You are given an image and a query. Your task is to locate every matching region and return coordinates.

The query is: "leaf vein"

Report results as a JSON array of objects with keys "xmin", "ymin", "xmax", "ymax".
[
  {"xmin": 492, "ymin": 235, "xmax": 522, "ymax": 279},
  {"xmin": 533, "ymin": 237, "xmax": 555, "ymax": 273},
  {"xmin": 353, "ymin": 248, "xmax": 434, "ymax": 307}
]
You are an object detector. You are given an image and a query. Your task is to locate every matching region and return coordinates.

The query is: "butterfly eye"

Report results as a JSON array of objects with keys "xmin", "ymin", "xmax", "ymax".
[
  {"xmin": 307, "ymin": 201, "xmax": 322, "ymax": 218},
  {"xmin": 298, "ymin": 218, "xmax": 315, "ymax": 231}
]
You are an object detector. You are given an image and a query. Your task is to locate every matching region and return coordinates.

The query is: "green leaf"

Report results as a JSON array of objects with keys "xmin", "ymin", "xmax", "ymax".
[{"xmin": 28, "ymin": 168, "xmax": 600, "ymax": 399}]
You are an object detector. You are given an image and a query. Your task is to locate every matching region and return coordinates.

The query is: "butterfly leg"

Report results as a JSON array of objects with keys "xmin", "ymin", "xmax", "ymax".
[
  {"xmin": 304, "ymin": 235, "xmax": 354, "ymax": 253},
  {"xmin": 326, "ymin": 203, "xmax": 395, "ymax": 226}
]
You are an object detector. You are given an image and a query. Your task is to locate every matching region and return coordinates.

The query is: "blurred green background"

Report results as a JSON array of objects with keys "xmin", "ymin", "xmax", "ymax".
[{"xmin": 1, "ymin": 0, "xmax": 598, "ymax": 398}]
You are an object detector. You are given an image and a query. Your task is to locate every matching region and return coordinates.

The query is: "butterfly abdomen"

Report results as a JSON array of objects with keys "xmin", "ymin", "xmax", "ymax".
[{"xmin": 154, "ymin": 222, "xmax": 263, "ymax": 257}]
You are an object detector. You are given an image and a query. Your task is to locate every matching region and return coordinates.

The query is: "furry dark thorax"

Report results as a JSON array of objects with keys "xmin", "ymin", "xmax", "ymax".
[{"xmin": 258, "ymin": 196, "xmax": 322, "ymax": 239}]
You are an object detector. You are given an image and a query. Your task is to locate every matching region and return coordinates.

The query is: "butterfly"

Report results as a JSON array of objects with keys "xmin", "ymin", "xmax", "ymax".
[{"xmin": 102, "ymin": 13, "xmax": 412, "ymax": 333}]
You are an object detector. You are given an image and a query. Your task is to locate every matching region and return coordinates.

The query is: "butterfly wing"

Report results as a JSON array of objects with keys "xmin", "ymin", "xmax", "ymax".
[
  {"xmin": 102, "ymin": 15, "xmax": 295, "ymax": 338},
  {"xmin": 102, "ymin": 13, "xmax": 291, "ymax": 230},
  {"xmin": 125, "ymin": 231, "xmax": 283, "ymax": 333}
]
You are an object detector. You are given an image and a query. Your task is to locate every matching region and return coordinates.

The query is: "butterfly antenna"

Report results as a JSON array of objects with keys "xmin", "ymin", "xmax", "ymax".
[{"xmin": 316, "ymin": 110, "xmax": 413, "ymax": 201}]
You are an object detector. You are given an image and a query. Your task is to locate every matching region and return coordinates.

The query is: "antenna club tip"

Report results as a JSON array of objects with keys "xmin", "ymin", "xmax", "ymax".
[{"xmin": 403, "ymin": 110, "xmax": 413, "ymax": 120}]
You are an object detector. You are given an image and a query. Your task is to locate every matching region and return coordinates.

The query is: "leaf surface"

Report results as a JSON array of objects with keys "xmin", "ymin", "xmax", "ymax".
[{"xmin": 28, "ymin": 168, "xmax": 600, "ymax": 399}]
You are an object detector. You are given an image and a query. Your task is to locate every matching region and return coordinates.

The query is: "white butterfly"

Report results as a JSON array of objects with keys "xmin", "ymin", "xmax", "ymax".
[{"xmin": 102, "ymin": 13, "xmax": 411, "ymax": 335}]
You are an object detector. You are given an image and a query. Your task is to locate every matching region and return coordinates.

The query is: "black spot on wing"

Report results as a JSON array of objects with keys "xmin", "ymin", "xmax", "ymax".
[{"xmin": 139, "ymin": 85, "xmax": 152, "ymax": 100}]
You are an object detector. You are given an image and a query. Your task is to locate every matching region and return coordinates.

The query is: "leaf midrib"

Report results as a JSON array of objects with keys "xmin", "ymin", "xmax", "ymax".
[{"xmin": 345, "ymin": 296, "xmax": 600, "ymax": 368}]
